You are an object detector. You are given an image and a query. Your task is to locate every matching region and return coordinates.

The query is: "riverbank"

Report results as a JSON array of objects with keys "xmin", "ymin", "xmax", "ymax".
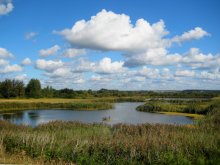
[{"xmin": 0, "ymin": 97, "xmax": 145, "ymax": 111}]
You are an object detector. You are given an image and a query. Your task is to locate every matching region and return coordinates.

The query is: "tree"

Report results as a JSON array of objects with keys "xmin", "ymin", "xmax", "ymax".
[
  {"xmin": 25, "ymin": 79, "xmax": 41, "ymax": 98},
  {"xmin": 42, "ymin": 86, "xmax": 54, "ymax": 98},
  {"xmin": 0, "ymin": 79, "xmax": 13, "ymax": 98},
  {"xmin": 0, "ymin": 79, "xmax": 25, "ymax": 98}
]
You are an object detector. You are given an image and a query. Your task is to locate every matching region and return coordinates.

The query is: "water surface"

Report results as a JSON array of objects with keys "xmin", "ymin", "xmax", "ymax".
[{"xmin": 0, "ymin": 102, "xmax": 193, "ymax": 127}]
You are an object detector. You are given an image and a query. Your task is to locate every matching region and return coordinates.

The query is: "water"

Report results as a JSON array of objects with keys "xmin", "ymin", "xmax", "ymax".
[{"xmin": 0, "ymin": 102, "xmax": 193, "ymax": 127}]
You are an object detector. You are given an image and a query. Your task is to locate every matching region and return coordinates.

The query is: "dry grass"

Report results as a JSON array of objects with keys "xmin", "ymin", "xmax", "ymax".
[{"xmin": 158, "ymin": 112, "xmax": 204, "ymax": 119}]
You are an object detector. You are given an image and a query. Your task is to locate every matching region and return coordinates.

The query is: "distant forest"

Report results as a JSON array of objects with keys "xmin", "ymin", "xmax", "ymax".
[{"xmin": 0, "ymin": 79, "xmax": 219, "ymax": 99}]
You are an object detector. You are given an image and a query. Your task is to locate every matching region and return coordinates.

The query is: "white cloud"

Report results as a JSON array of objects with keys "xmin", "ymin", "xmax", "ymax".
[
  {"xmin": 132, "ymin": 66, "xmax": 160, "ymax": 79},
  {"xmin": 124, "ymin": 48, "xmax": 182, "ymax": 67},
  {"xmin": 0, "ymin": 59, "xmax": 9, "ymax": 66},
  {"xmin": 73, "ymin": 58, "xmax": 95, "ymax": 72},
  {"xmin": 35, "ymin": 59, "xmax": 64, "ymax": 72},
  {"xmin": 0, "ymin": 47, "xmax": 14, "ymax": 58},
  {"xmin": 73, "ymin": 78, "xmax": 85, "ymax": 84},
  {"xmin": 172, "ymin": 27, "xmax": 209, "ymax": 43},
  {"xmin": 199, "ymin": 69, "xmax": 220, "ymax": 80},
  {"xmin": 58, "ymin": 10, "xmax": 210, "ymax": 68},
  {"xmin": 73, "ymin": 57, "xmax": 125, "ymax": 74},
  {"xmin": 15, "ymin": 74, "xmax": 27, "ymax": 81},
  {"xmin": 95, "ymin": 57, "xmax": 125, "ymax": 74},
  {"xmin": 161, "ymin": 68, "xmax": 173, "ymax": 79},
  {"xmin": 49, "ymin": 68, "xmax": 72, "ymax": 78},
  {"xmin": 0, "ymin": 64, "xmax": 22, "ymax": 74},
  {"xmin": 182, "ymin": 48, "xmax": 220, "ymax": 69},
  {"xmin": 62, "ymin": 48, "xmax": 86, "ymax": 58},
  {"xmin": 25, "ymin": 32, "xmax": 38, "ymax": 40},
  {"xmin": 59, "ymin": 9, "xmax": 169, "ymax": 52},
  {"xmin": 39, "ymin": 45, "xmax": 60, "ymax": 57},
  {"xmin": 175, "ymin": 70, "xmax": 195, "ymax": 77},
  {"xmin": 0, "ymin": 1, "xmax": 14, "ymax": 15},
  {"xmin": 90, "ymin": 75, "xmax": 101, "ymax": 81},
  {"xmin": 22, "ymin": 58, "xmax": 32, "ymax": 65}
]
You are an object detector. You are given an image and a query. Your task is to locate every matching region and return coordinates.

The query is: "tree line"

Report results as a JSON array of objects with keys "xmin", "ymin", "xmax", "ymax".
[{"xmin": 0, "ymin": 78, "xmax": 219, "ymax": 99}]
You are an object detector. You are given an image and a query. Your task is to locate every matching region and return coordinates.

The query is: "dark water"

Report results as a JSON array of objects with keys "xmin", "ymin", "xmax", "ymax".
[{"xmin": 0, "ymin": 102, "xmax": 193, "ymax": 127}]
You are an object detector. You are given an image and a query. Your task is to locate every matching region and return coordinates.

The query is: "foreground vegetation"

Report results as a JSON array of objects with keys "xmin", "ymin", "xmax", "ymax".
[{"xmin": 0, "ymin": 108, "xmax": 219, "ymax": 164}]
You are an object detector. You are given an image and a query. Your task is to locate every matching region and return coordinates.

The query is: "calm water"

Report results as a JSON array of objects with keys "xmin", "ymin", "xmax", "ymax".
[{"xmin": 0, "ymin": 102, "xmax": 193, "ymax": 127}]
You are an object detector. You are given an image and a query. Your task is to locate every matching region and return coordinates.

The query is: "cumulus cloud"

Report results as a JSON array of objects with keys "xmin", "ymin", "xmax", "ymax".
[
  {"xmin": 62, "ymin": 48, "xmax": 86, "ymax": 58},
  {"xmin": 199, "ymin": 70, "xmax": 220, "ymax": 80},
  {"xmin": 95, "ymin": 57, "xmax": 125, "ymax": 74},
  {"xmin": 58, "ymin": 10, "xmax": 210, "ymax": 68},
  {"xmin": 15, "ymin": 74, "xmax": 27, "ymax": 81},
  {"xmin": 182, "ymin": 48, "xmax": 220, "ymax": 69},
  {"xmin": 48, "ymin": 68, "xmax": 72, "ymax": 78},
  {"xmin": 90, "ymin": 75, "xmax": 101, "ymax": 81},
  {"xmin": 73, "ymin": 78, "xmax": 85, "ymax": 84},
  {"xmin": 59, "ymin": 9, "xmax": 169, "ymax": 52},
  {"xmin": 72, "ymin": 57, "xmax": 125, "ymax": 74},
  {"xmin": 0, "ymin": 47, "xmax": 14, "ymax": 58},
  {"xmin": 25, "ymin": 32, "xmax": 38, "ymax": 40},
  {"xmin": 175, "ymin": 70, "xmax": 195, "ymax": 77},
  {"xmin": 124, "ymin": 48, "xmax": 182, "ymax": 67},
  {"xmin": 22, "ymin": 58, "xmax": 32, "ymax": 65},
  {"xmin": 0, "ymin": 64, "xmax": 22, "ymax": 74},
  {"xmin": 0, "ymin": 59, "xmax": 9, "ymax": 66},
  {"xmin": 0, "ymin": 1, "xmax": 14, "ymax": 15},
  {"xmin": 39, "ymin": 45, "xmax": 60, "ymax": 57},
  {"xmin": 172, "ymin": 27, "xmax": 209, "ymax": 43},
  {"xmin": 133, "ymin": 66, "xmax": 160, "ymax": 79},
  {"xmin": 35, "ymin": 59, "xmax": 64, "ymax": 72}
]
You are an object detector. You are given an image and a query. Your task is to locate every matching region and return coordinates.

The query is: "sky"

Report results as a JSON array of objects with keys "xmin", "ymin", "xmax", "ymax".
[{"xmin": 0, "ymin": 0, "xmax": 220, "ymax": 90}]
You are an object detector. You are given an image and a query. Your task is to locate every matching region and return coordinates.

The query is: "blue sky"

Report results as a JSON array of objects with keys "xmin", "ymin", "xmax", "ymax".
[{"xmin": 0, "ymin": 0, "xmax": 220, "ymax": 90}]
